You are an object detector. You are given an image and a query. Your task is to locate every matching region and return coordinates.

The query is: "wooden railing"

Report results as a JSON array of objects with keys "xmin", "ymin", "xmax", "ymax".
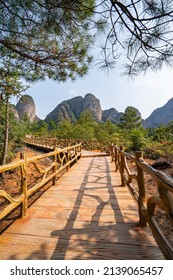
[
  {"xmin": 1, "ymin": 139, "xmax": 172, "ymax": 259},
  {"xmin": 0, "ymin": 143, "xmax": 82, "ymax": 222},
  {"xmin": 110, "ymin": 144, "xmax": 173, "ymax": 259},
  {"xmin": 25, "ymin": 136, "xmax": 108, "ymax": 151},
  {"xmin": 25, "ymin": 136, "xmax": 72, "ymax": 150}
]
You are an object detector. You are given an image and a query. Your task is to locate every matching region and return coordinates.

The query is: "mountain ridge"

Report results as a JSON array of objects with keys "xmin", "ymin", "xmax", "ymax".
[
  {"xmin": 14, "ymin": 93, "xmax": 173, "ymax": 128},
  {"xmin": 144, "ymin": 97, "xmax": 173, "ymax": 127}
]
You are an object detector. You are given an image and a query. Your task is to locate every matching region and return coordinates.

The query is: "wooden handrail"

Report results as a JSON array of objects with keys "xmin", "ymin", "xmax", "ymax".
[
  {"xmin": 24, "ymin": 136, "xmax": 109, "ymax": 151},
  {"xmin": 110, "ymin": 143, "xmax": 173, "ymax": 259},
  {"xmin": 0, "ymin": 143, "xmax": 82, "ymax": 222}
]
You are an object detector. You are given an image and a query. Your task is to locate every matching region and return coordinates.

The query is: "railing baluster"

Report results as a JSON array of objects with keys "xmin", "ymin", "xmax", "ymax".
[
  {"xmin": 53, "ymin": 147, "xmax": 57, "ymax": 185},
  {"xmin": 20, "ymin": 152, "xmax": 28, "ymax": 217},
  {"xmin": 119, "ymin": 146, "xmax": 126, "ymax": 186},
  {"xmin": 0, "ymin": 143, "xmax": 82, "ymax": 223},
  {"xmin": 135, "ymin": 151, "xmax": 147, "ymax": 226}
]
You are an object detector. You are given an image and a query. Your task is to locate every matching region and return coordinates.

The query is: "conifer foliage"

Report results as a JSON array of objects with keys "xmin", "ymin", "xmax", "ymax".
[
  {"xmin": 0, "ymin": 0, "xmax": 95, "ymax": 81},
  {"xmin": 1, "ymin": 1, "xmax": 173, "ymax": 77}
]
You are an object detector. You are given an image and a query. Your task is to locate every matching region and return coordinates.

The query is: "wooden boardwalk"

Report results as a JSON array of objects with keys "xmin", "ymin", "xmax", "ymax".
[{"xmin": 0, "ymin": 155, "xmax": 164, "ymax": 260}]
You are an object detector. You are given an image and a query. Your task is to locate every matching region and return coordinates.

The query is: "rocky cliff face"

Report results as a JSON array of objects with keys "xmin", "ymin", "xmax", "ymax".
[
  {"xmin": 102, "ymin": 108, "xmax": 119, "ymax": 124},
  {"xmin": 10, "ymin": 105, "xmax": 19, "ymax": 120},
  {"xmin": 45, "ymin": 93, "xmax": 102, "ymax": 124},
  {"xmin": 45, "ymin": 100, "xmax": 76, "ymax": 123},
  {"xmin": 14, "ymin": 93, "xmax": 173, "ymax": 128},
  {"xmin": 44, "ymin": 93, "xmax": 152, "ymax": 126},
  {"xmin": 145, "ymin": 98, "xmax": 173, "ymax": 127},
  {"xmin": 83, "ymin": 93, "xmax": 102, "ymax": 122},
  {"xmin": 15, "ymin": 94, "xmax": 38, "ymax": 123},
  {"xmin": 68, "ymin": 96, "xmax": 84, "ymax": 119}
]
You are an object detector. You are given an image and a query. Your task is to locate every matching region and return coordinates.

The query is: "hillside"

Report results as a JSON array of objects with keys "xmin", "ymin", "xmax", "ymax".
[{"xmin": 145, "ymin": 98, "xmax": 173, "ymax": 127}]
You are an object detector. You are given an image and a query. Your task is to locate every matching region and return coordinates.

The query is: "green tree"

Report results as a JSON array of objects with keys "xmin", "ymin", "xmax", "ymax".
[
  {"xmin": 48, "ymin": 119, "xmax": 58, "ymax": 137},
  {"xmin": 102, "ymin": 120, "xmax": 118, "ymax": 135},
  {"xmin": 119, "ymin": 107, "xmax": 142, "ymax": 130},
  {"xmin": 36, "ymin": 121, "xmax": 49, "ymax": 137},
  {"xmin": 94, "ymin": 121, "xmax": 117, "ymax": 143},
  {"xmin": 151, "ymin": 123, "xmax": 173, "ymax": 142},
  {"xmin": 72, "ymin": 111, "xmax": 96, "ymax": 140},
  {"xmin": 167, "ymin": 121, "xmax": 173, "ymax": 142},
  {"xmin": 77, "ymin": 110, "xmax": 97, "ymax": 126},
  {"xmin": 129, "ymin": 129, "xmax": 147, "ymax": 151},
  {"xmin": 56, "ymin": 119, "xmax": 74, "ymax": 139},
  {"xmin": 0, "ymin": 1, "xmax": 96, "ymax": 81},
  {"xmin": 1, "ymin": 1, "xmax": 173, "ymax": 77},
  {"xmin": 0, "ymin": 58, "xmax": 28, "ymax": 164},
  {"xmin": 73, "ymin": 125, "xmax": 95, "ymax": 141}
]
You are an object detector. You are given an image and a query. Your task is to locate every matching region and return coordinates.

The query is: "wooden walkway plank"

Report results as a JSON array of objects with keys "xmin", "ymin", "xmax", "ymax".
[{"xmin": 0, "ymin": 156, "xmax": 164, "ymax": 260}]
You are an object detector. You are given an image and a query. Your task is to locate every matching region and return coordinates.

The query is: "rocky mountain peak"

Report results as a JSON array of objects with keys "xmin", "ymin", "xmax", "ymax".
[
  {"xmin": 83, "ymin": 93, "xmax": 102, "ymax": 122},
  {"xmin": 68, "ymin": 96, "xmax": 84, "ymax": 119},
  {"xmin": 102, "ymin": 107, "xmax": 119, "ymax": 124},
  {"xmin": 125, "ymin": 106, "xmax": 142, "ymax": 118},
  {"xmin": 15, "ymin": 94, "xmax": 38, "ymax": 123},
  {"xmin": 13, "ymin": 93, "xmax": 173, "ymax": 128},
  {"xmin": 45, "ymin": 93, "xmax": 102, "ymax": 124}
]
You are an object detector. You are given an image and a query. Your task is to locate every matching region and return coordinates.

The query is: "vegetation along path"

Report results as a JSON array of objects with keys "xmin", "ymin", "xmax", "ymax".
[{"xmin": 0, "ymin": 155, "xmax": 164, "ymax": 259}]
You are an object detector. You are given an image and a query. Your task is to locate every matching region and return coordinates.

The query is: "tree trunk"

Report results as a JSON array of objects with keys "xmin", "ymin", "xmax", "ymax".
[{"xmin": 1, "ymin": 95, "xmax": 9, "ymax": 165}]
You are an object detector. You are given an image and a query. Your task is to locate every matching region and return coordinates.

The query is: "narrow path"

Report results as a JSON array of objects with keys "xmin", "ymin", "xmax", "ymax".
[{"xmin": 0, "ymin": 156, "xmax": 164, "ymax": 259}]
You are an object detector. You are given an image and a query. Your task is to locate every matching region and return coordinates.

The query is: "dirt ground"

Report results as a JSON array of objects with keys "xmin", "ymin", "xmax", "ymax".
[{"xmin": 0, "ymin": 146, "xmax": 173, "ymax": 253}]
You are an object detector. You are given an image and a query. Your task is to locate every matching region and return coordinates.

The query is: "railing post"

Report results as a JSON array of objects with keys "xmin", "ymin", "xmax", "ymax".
[
  {"xmin": 20, "ymin": 152, "xmax": 28, "ymax": 218},
  {"xmin": 135, "ymin": 151, "xmax": 147, "ymax": 226},
  {"xmin": 53, "ymin": 148, "xmax": 57, "ymax": 185},
  {"xmin": 119, "ymin": 146, "xmax": 126, "ymax": 187},
  {"xmin": 74, "ymin": 146, "xmax": 77, "ymax": 163},
  {"xmin": 114, "ymin": 144, "xmax": 119, "ymax": 172},
  {"xmin": 67, "ymin": 148, "xmax": 70, "ymax": 171},
  {"xmin": 79, "ymin": 143, "xmax": 82, "ymax": 158},
  {"xmin": 109, "ymin": 143, "xmax": 114, "ymax": 162}
]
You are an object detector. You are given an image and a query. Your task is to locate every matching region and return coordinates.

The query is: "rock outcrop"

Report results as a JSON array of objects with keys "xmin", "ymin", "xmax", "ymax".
[
  {"xmin": 68, "ymin": 96, "xmax": 84, "ymax": 119},
  {"xmin": 45, "ymin": 93, "xmax": 102, "ymax": 124},
  {"xmin": 10, "ymin": 105, "xmax": 20, "ymax": 120},
  {"xmin": 15, "ymin": 94, "xmax": 38, "ymax": 123},
  {"xmin": 126, "ymin": 106, "xmax": 142, "ymax": 120},
  {"xmin": 45, "ymin": 101, "xmax": 76, "ymax": 124},
  {"xmin": 102, "ymin": 108, "xmax": 120, "ymax": 124},
  {"xmin": 14, "ymin": 93, "xmax": 173, "ymax": 128},
  {"xmin": 83, "ymin": 93, "xmax": 102, "ymax": 122}
]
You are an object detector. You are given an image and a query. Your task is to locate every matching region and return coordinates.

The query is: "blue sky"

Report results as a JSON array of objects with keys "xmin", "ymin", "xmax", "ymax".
[{"xmin": 12, "ymin": 63, "xmax": 173, "ymax": 121}]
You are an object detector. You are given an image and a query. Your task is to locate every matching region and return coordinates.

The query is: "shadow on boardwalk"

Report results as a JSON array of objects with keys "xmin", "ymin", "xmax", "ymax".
[
  {"xmin": 1, "ymin": 157, "xmax": 163, "ymax": 260},
  {"xmin": 49, "ymin": 157, "xmax": 162, "ymax": 259},
  {"xmin": 51, "ymin": 157, "xmax": 126, "ymax": 259}
]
